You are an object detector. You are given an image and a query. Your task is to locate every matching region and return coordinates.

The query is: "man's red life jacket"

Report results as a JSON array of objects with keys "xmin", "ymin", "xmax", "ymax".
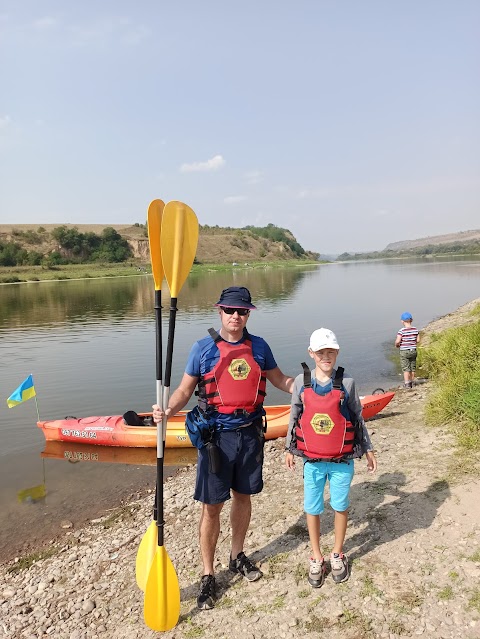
[
  {"xmin": 295, "ymin": 363, "xmax": 355, "ymax": 460},
  {"xmin": 199, "ymin": 328, "xmax": 267, "ymax": 414}
]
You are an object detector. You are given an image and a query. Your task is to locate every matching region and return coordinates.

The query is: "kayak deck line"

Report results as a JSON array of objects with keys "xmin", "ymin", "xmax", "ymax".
[{"xmin": 37, "ymin": 393, "xmax": 395, "ymax": 449}]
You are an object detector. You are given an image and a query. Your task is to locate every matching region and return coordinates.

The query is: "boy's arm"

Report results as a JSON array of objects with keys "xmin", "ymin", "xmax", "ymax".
[
  {"xmin": 345, "ymin": 378, "xmax": 374, "ymax": 453},
  {"xmin": 285, "ymin": 374, "xmax": 303, "ymax": 450}
]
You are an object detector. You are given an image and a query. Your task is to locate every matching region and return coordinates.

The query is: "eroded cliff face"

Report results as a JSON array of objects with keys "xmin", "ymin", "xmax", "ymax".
[{"xmin": 126, "ymin": 239, "xmax": 150, "ymax": 259}]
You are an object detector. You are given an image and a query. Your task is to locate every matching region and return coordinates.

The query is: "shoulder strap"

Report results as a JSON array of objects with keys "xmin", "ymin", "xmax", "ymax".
[
  {"xmin": 333, "ymin": 366, "xmax": 344, "ymax": 390},
  {"xmin": 301, "ymin": 362, "xmax": 311, "ymax": 388},
  {"xmin": 208, "ymin": 327, "xmax": 222, "ymax": 343},
  {"xmin": 208, "ymin": 327, "xmax": 250, "ymax": 343}
]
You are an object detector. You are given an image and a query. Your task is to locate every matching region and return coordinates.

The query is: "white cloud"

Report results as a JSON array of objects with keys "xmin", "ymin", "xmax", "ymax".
[
  {"xmin": 180, "ymin": 154, "xmax": 225, "ymax": 173},
  {"xmin": 224, "ymin": 195, "xmax": 247, "ymax": 204},
  {"xmin": 244, "ymin": 170, "xmax": 263, "ymax": 185},
  {"xmin": 0, "ymin": 115, "xmax": 12, "ymax": 129}
]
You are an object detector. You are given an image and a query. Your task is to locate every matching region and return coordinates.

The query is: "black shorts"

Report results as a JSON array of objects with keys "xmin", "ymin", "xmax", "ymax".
[{"xmin": 193, "ymin": 420, "xmax": 265, "ymax": 504}]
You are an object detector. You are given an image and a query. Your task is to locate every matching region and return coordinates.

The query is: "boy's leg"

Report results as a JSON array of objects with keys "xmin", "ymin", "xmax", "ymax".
[
  {"xmin": 332, "ymin": 509, "xmax": 348, "ymax": 554},
  {"xmin": 306, "ymin": 513, "xmax": 323, "ymax": 561},
  {"xmin": 328, "ymin": 461, "xmax": 354, "ymax": 583},
  {"xmin": 304, "ymin": 462, "xmax": 327, "ymax": 588}
]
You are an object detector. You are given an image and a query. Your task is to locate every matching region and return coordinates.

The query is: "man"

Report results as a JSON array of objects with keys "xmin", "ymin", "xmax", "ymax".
[{"xmin": 153, "ymin": 286, "xmax": 294, "ymax": 610}]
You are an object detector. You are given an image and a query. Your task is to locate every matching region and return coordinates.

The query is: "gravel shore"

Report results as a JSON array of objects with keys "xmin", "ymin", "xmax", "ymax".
[{"xmin": 1, "ymin": 299, "xmax": 479, "ymax": 639}]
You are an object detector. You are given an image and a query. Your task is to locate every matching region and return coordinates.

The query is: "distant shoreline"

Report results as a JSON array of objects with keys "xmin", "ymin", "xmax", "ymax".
[{"xmin": 0, "ymin": 259, "xmax": 322, "ymax": 285}]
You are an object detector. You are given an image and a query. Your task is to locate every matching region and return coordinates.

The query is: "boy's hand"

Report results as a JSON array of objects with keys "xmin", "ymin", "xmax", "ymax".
[
  {"xmin": 366, "ymin": 451, "xmax": 377, "ymax": 474},
  {"xmin": 285, "ymin": 452, "xmax": 295, "ymax": 471}
]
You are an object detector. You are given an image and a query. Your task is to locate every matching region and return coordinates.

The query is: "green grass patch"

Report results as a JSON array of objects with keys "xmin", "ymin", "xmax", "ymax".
[
  {"xmin": 183, "ymin": 618, "xmax": 204, "ymax": 638},
  {"xmin": 467, "ymin": 549, "xmax": 480, "ymax": 562},
  {"xmin": 266, "ymin": 551, "xmax": 289, "ymax": 576},
  {"xmin": 438, "ymin": 585, "xmax": 454, "ymax": 600},
  {"xmin": 360, "ymin": 575, "xmax": 384, "ymax": 598},
  {"xmin": 422, "ymin": 320, "xmax": 480, "ymax": 453},
  {"xmin": 294, "ymin": 561, "xmax": 309, "ymax": 584},
  {"xmin": 467, "ymin": 588, "xmax": 480, "ymax": 614},
  {"xmin": 7, "ymin": 546, "xmax": 59, "ymax": 573}
]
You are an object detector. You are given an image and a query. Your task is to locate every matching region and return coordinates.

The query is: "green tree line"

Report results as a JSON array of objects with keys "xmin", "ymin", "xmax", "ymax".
[
  {"xmin": 338, "ymin": 240, "xmax": 480, "ymax": 261},
  {"xmin": 0, "ymin": 226, "xmax": 132, "ymax": 267}
]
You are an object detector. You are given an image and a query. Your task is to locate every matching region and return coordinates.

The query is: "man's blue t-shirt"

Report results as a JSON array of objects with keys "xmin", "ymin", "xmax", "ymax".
[{"xmin": 185, "ymin": 330, "xmax": 277, "ymax": 428}]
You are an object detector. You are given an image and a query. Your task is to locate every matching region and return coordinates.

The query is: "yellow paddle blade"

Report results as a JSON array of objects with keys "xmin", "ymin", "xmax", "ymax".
[
  {"xmin": 147, "ymin": 199, "xmax": 165, "ymax": 290},
  {"xmin": 135, "ymin": 520, "xmax": 157, "ymax": 591},
  {"xmin": 144, "ymin": 545, "xmax": 181, "ymax": 631},
  {"xmin": 17, "ymin": 484, "xmax": 46, "ymax": 503},
  {"xmin": 161, "ymin": 201, "xmax": 199, "ymax": 298}
]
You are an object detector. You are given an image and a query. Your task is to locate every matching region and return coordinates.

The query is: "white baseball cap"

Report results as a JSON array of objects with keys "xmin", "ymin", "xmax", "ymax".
[{"xmin": 309, "ymin": 328, "xmax": 340, "ymax": 351}]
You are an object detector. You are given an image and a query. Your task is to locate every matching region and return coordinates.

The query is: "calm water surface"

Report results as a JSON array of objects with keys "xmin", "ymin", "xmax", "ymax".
[{"xmin": 0, "ymin": 258, "xmax": 478, "ymax": 559}]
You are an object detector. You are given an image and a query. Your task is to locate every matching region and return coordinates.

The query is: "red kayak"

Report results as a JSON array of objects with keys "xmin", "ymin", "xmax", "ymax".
[{"xmin": 37, "ymin": 391, "xmax": 394, "ymax": 449}]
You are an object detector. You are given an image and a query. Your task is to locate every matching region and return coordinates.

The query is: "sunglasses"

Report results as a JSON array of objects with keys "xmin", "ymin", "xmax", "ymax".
[{"xmin": 220, "ymin": 306, "xmax": 250, "ymax": 316}]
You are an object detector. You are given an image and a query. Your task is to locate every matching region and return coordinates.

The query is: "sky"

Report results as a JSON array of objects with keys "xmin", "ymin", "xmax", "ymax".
[{"xmin": 1, "ymin": 1, "xmax": 479, "ymax": 255}]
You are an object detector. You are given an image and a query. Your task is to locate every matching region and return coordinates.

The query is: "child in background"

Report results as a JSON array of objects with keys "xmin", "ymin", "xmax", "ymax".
[
  {"xmin": 285, "ymin": 328, "xmax": 377, "ymax": 588},
  {"xmin": 395, "ymin": 312, "xmax": 420, "ymax": 389}
]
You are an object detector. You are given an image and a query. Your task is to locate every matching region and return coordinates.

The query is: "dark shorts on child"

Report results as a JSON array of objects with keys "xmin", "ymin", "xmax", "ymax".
[
  {"xmin": 400, "ymin": 349, "xmax": 417, "ymax": 372},
  {"xmin": 194, "ymin": 419, "xmax": 265, "ymax": 504}
]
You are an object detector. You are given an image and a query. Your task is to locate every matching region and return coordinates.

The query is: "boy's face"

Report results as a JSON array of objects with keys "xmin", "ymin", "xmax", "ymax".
[{"xmin": 309, "ymin": 347, "xmax": 338, "ymax": 375}]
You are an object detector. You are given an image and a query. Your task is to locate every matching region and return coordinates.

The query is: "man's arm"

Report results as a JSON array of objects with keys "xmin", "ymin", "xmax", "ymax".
[
  {"xmin": 153, "ymin": 373, "xmax": 198, "ymax": 422},
  {"xmin": 265, "ymin": 367, "xmax": 295, "ymax": 394}
]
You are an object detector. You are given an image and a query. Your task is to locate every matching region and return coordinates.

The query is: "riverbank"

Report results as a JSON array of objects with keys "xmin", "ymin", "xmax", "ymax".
[
  {"xmin": 1, "ymin": 300, "xmax": 479, "ymax": 639},
  {"xmin": 0, "ymin": 259, "xmax": 321, "ymax": 284}
]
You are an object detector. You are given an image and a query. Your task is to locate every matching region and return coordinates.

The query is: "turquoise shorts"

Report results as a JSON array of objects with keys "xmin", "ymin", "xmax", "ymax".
[{"xmin": 303, "ymin": 459, "xmax": 354, "ymax": 515}]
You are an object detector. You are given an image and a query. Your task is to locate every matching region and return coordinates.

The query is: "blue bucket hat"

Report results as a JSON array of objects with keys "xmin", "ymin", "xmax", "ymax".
[
  {"xmin": 401, "ymin": 312, "xmax": 412, "ymax": 321},
  {"xmin": 215, "ymin": 286, "xmax": 256, "ymax": 309}
]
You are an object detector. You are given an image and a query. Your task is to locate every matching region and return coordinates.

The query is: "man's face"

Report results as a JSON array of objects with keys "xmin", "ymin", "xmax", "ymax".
[
  {"xmin": 309, "ymin": 348, "xmax": 339, "ymax": 374},
  {"xmin": 219, "ymin": 306, "xmax": 250, "ymax": 333}
]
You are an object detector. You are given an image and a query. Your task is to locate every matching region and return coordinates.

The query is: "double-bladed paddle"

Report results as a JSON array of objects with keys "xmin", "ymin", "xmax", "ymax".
[
  {"xmin": 143, "ymin": 201, "xmax": 199, "ymax": 632},
  {"xmin": 136, "ymin": 199, "xmax": 165, "ymax": 592}
]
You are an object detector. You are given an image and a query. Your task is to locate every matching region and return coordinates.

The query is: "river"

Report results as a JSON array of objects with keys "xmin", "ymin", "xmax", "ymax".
[{"xmin": 0, "ymin": 256, "xmax": 478, "ymax": 560}]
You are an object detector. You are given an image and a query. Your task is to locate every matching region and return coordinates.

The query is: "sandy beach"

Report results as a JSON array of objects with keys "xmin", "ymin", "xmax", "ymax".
[{"xmin": 1, "ymin": 299, "xmax": 479, "ymax": 639}]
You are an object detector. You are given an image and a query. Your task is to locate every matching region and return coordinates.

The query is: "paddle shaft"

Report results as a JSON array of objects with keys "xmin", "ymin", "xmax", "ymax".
[
  {"xmin": 157, "ymin": 297, "xmax": 178, "ymax": 546},
  {"xmin": 153, "ymin": 288, "xmax": 163, "ymax": 524}
]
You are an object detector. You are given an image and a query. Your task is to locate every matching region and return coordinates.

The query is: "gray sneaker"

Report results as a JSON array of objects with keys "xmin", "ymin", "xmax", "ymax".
[
  {"xmin": 308, "ymin": 557, "xmax": 326, "ymax": 588},
  {"xmin": 229, "ymin": 552, "xmax": 263, "ymax": 582},
  {"xmin": 330, "ymin": 552, "xmax": 349, "ymax": 583}
]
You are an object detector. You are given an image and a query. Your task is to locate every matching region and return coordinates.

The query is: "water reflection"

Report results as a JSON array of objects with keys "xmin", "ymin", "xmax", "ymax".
[
  {"xmin": 41, "ymin": 441, "xmax": 198, "ymax": 467},
  {"xmin": 0, "ymin": 266, "xmax": 311, "ymax": 329}
]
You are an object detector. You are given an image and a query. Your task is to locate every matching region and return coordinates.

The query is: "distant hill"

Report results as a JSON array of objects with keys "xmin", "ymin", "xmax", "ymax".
[
  {"xmin": 336, "ymin": 228, "xmax": 480, "ymax": 261},
  {"xmin": 0, "ymin": 223, "xmax": 318, "ymax": 265},
  {"xmin": 385, "ymin": 229, "xmax": 480, "ymax": 251}
]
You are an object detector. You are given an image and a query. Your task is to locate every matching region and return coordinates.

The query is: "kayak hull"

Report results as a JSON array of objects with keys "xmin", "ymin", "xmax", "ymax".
[{"xmin": 37, "ymin": 392, "xmax": 394, "ymax": 449}]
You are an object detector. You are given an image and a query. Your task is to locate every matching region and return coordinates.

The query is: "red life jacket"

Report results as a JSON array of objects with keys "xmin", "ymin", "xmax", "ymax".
[
  {"xmin": 295, "ymin": 364, "xmax": 355, "ymax": 460},
  {"xmin": 199, "ymin": 328, "xmax": 267, "ymax": 414}
]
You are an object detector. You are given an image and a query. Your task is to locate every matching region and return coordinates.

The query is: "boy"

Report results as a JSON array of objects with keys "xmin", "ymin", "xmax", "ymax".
[
  {"xmin": 285, "ymin": 328, "xmax": 377, "ymax": 588},
  {"xmin": 395, "ymin": 312, "xmax": 420, "ymax": 389}
]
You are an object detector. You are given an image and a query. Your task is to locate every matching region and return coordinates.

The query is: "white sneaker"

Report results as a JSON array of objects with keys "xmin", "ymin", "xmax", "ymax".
[
  {"xmin": 308, "ymin": 557, "xmax": 326, "ymax": 588},
  {"xmin": 330, "ymin": 552, "xmax": 349, "ymax": 583}
]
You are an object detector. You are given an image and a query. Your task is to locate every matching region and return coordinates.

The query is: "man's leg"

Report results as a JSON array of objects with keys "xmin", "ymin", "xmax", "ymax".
[
  {"xmin": 230, "ymin": 490, "xmax": 251, "ymax": 559},
  {"xmin": 199, "ymin": 501, "xmax": 224, "ymax": 575}
]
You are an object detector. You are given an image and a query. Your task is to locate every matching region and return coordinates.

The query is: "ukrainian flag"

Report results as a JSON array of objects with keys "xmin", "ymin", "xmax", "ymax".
[{"xmin": 7, "ymin": 375, "xmax": 37, "ymax": 408}]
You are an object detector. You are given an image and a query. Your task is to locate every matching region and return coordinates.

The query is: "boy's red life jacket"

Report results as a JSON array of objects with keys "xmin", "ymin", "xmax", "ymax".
[
  {"xmin": 198, "ymin": 328, "xmax": 267, "ymax": 414},
  {"xmin": 295, "ymin": 363, "xmax": 355, "ymax": 460}
]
